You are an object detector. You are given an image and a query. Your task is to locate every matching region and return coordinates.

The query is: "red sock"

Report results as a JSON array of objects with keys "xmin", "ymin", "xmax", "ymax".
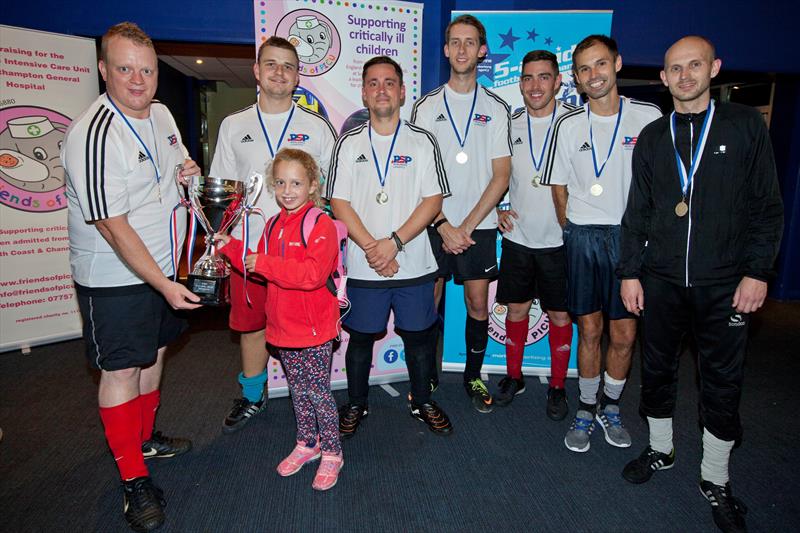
[
  {"xmin": 548, "ymin": 321, "xmax": 573, "ymax": 389},
  {"xmin": 505, "ymin": 317, "xmax": 528, "ymax": 379},
  {"xmin": 99, "ymin": 397, "xmax": 148, "ymax": 481},
  {"xmin": 139, "ymin": 389, "xmax": 160, "ymax": 442}
]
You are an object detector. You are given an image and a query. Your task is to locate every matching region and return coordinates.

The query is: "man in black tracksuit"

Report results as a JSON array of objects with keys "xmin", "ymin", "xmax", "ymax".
[{"xmin": 616, "ymin": 36, "xmax": 783, "ymax": 533}]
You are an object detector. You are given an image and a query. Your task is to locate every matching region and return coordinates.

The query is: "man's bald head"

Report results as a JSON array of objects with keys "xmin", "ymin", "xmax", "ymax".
[{"xmin": 664, "ymin": 36, "xmax": 716, "ymax": 69}]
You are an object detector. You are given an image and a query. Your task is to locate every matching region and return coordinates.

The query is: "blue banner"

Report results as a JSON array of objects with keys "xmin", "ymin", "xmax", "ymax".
[{"xmin": 441, "ymin": 11, "xmax": 612, "ymax": 377}]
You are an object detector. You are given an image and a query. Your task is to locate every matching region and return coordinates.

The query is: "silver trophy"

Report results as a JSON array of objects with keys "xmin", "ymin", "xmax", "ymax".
[{"xmin": 176, "ymin": 166, "xmax": 263, "ymax": 305}]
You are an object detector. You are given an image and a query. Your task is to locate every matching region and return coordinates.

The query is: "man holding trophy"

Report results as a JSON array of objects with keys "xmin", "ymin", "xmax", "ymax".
[
  {"xmin": 209, "ymin": 36, "xmax": 337, "ymax": 434},
  {"xmin": 63, "ymin": 22, "xmax": 200, "ymax": 532}
]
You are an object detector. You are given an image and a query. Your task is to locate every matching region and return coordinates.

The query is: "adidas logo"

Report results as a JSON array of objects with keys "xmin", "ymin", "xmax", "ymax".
[
  {"xmin": 138, "ymin": 151, "xmax": 148, "ymax": 163},
  {"xmin": 435, "ymin": 113, "xmax": 448, "ymax": 122},
  {"xmin": 356, "ymin": 154, "xmax": 368, "ymax": 163},
  {"xmin": 578, "ymin": 142, "xmax": 592, "ymax": 152},
  {"xmin": 513, "ymin": 137, "xmax": 523, "ymax": 145},
  {"xmin": 241, "ymin": 134, "xmax": 254, "ymax": 143}
]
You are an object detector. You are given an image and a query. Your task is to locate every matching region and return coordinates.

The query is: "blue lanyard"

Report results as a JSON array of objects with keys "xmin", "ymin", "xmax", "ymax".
[
  {"xmin": 368, "ymin": 120, "xmax": 401, "ymax": 188},
  {"xmin": 588, "ymin": 97, "xmax": 624, "ymax": 179},
  {"xmin": 527, "ymin": 103, "xmax": 558, "ymax": 172},
  {"xmin": 256, "ymin": 104, "xmax": 295, "ymax": 158},
  {"xmin": 669, "ymin": 100, "xmax": 715, "ymax": 197},
  {"xmin": 443, "ymin": 84, "xmax": 478, "ymax": 148},
  {"xmin": 106, "ymin": 94, "xmax": 160, "ymax": 186}
]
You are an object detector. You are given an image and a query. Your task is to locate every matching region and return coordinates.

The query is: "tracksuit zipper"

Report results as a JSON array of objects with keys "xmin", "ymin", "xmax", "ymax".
[
  {"xmin": 280, "ymin": 217, "xmax": 317, "ymax": 337},
  {"xmin": 684, "ymin": 117, "xmax": 695, "ymax": 288}
]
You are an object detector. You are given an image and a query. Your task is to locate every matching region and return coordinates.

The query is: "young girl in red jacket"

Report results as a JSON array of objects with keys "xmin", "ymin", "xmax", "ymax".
[{"xmin": 215, "ymin": 148, "xmax": 342, "ymax": 491}]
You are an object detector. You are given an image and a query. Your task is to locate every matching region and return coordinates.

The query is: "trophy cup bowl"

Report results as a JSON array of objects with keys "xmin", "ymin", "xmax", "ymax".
[{"xmin": 184, "ymin": 173, "xmax": 263, "ymax": 305}]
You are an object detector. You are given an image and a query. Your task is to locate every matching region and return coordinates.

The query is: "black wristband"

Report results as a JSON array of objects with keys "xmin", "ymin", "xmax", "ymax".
[
  {"xmin": 390, "ymin": 231, "xmax": 404, "ymax": 252},
  {"xmin": 432, "ymin": 218, "xmax": 448, "ymax": 230}
]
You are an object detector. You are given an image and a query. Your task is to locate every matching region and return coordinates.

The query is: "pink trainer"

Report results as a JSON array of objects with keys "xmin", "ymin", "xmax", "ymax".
[
  {"xmin": 312, "ymin": 452, "xmax": 343, "ymax": 491},
  {"xmin": 276, "ymin": 441, "xmax": 321, "ymax": 477}
]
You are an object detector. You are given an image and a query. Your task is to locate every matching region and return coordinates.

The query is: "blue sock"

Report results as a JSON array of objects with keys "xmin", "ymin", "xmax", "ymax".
[{"xmin": 238, "ymin": 371, "xmax": 267, "ymax": 403}]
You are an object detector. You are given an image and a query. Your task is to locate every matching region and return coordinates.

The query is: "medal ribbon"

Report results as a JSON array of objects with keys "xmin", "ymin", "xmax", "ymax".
[
  {"xmin": 527, "ymin": 103, "xmax": 558, "ymax": 172},
  {"xmin": 257, "ymin": 104, "xmax": 295, "ymax": 158},
  {"xmin": 588, "ymin": 97, "xmax": 624, "ymax": 178},
  {"xmin": 368, "ymin": 120, "xmax": 401, "ymax": 189},
  {"xmin": 168, "ymin": 197, "xmax": 196, "ymax": 281},
  {"xmin": 669, "ymin": 100, "xmax": 715, "ymax": 197},
  {"xmin": 443, "ymin": 84, "xmax": 478, "ymax": 149},
  {"xmin": 106, "ymin": 94, "xmax": 161, "ymax": 188}
]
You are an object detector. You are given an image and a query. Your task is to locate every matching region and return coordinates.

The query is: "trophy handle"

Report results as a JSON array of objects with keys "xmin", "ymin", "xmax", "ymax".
[
  {"xmin": 173, "ymin": 164, "xmax": 188, "ymax": 202},
  {"xmin": 188, "ymin": 177, "xmax": 213, "ymax": 236},
  {"xmin": 245, "ymin": 172, "xmax": 264, "ymax": 206}
]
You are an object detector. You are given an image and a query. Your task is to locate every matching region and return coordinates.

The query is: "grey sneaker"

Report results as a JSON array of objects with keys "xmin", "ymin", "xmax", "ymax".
[
  {"xmin": 564, "ymin": 409, "xmax": 595, "ymax": 452},
  {"xmin": 596, "ymin": 404, "xmax": 632, "ymax": 448}
]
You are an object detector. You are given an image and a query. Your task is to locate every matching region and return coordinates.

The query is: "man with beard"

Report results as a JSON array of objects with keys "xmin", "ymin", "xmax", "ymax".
[
  {"xmin": 411, "ymin": 14, "xmax": 512, "ymax": 413},
  {"xmin": 618, "ymin": 36, "xmax": 782, "ymax": 533},
  {"xmin": 210, "ymin": 36, "xmax": 336, "ymax": 434},
  {"xmin": 541, "ymin": 35, "xmax": 661, "ymax": 452},
  {"xmin": 494, "ymin": 50, "xmax": 575, "ymax": 419}
]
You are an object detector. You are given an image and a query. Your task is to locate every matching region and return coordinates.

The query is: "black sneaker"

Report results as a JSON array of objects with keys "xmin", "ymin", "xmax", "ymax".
[
  {"xmin": 122, "ymin": 476, "xmax": 166, "ymax": 532},
  {"xmin": 622, "ymin": 445, "xmax": 675, "ymax": 484},
  {"xmin": 546, "ymin": 387, "xmax": 569, "ymax": 421},
  {"xmin": 338, "ymin": 403, "xmax": 368, "ymax": 440},
  {"xmin": 409, "ymin": 400, "xmax": 453, "ymax": 436},
  {"xmin": 464, "ymin": 378, "xmax": 494, "ymax": 413},
  {"xmin": 142, "ymin": 431, "xmax": 192, "ymax": 460},
  {"xmin": 700, "ymin": 480, "xmax": 748, "ymax": 533},
  {"xmin": 495, "ymin": 376, "xmax": 525, "ymax": 406},
  {"xmin": 222, "ymin": 396, "xmax": 266, "ymax": 434}
]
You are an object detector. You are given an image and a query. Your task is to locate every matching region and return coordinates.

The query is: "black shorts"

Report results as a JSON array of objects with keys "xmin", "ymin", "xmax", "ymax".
[
  {"xmin": 76, "ymin": 283, "xmax": 188, "ymax": 371},
  {"xmin": 427, "ymin": 227, "xmax": 499, "ymax": 283},
  {"xmin": 495, "ymin": 239, "xmax": 568, "ymax": 311}
]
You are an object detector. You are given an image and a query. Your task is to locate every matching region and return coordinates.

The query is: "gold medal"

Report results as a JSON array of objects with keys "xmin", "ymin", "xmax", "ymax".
[
  {"xmin": 456, "ymin": 151, "xmax": 468, "ymax": 164},
  {"xmin": 376, "ymin": 191, "xmax": 389, "ymax": 204},
  {"xmin": 590, "ymin": 183, "xmax": 603, "ymax": 196},
  {"xmin": 675, "ymin": 200, "xmax": 688, "ymax": 217},
  {"xmin": 531, "ymin": 175, "xmax": 541, "ymax": 188}
]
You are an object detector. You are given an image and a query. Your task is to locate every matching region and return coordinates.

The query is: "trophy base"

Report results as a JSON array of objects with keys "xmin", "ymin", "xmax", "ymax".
[{"xmin": 187, "ymin": 273, "xmax": 229, "ymax": 306}]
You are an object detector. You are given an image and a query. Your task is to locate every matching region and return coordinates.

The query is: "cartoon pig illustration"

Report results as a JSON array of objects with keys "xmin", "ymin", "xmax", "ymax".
[
  {"xmin": 287, "ymin": 15, "xmax": 332, "ymax": 64},
  {"xmin": 0, "ymin": 116, "xmax": 67, "ymax": 193}
]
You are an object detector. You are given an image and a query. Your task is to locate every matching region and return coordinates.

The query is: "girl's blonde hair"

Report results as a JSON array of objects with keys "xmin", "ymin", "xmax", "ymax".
[{"xmin": 266, "ymin": 148, "xmax": 324, "ymax": 208}]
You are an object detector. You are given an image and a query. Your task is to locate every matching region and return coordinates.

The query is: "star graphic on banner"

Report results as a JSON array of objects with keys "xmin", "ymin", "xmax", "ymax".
[
  {"xmin": 477, "ymin": 50, "xmax": 511, "ymax": 82},
  {"xmin": 527, "ymin": 28, "xmax": 539, "ymax": 41},
  {"xmin": 544, "ymin": 37, "xmax": 553, "ymax": 46},
  {"xmin": 498, "ymin": 28, "xmax": 520, "ymax": 50}
]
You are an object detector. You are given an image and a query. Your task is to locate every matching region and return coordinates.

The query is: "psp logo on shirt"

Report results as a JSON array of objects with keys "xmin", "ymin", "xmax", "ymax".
[
  {"xmin": 392, "ymin": 155, "xmax": 412, "ymax": 168},
  {"xmin": 287, "ymin": 133, "xmax": 310, "ymax": 144},
  {"xmin": 622, "ymin": 136, "xmax": 638, "ymax": 149},
  {"xmin": 167, "ymin": 134, "xmax": 178, "ymax": 146},
  {"xmin": 472, "ymin": 114, "xmax": 492, "ymax": 126}
]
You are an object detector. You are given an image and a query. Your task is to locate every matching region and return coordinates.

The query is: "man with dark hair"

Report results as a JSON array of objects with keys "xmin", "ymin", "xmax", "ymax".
[
  {"xmin": 541, "ymin": 35, "xmax": 661, "ymax": 452},
  {"xmin": 211, "ymin": 35, "xmax": 336, "ymax": 434},
  {"xmin": 411, "ymin": 14, "xmax": 512, "ymax": 413},
  {"xmin": 618, "ymin": 36, "xmax": 782, "ymax": 533},
  {"xmin": 494, "ymin": 50, "xmax": 575, "ymax": 418},
  {"xmin": 329, "ymin": 56, "xmax": 453, "ymax": 438},
  {"xmin": 62, "ymin": 21, "xmax": 200, "ymax": 532}
]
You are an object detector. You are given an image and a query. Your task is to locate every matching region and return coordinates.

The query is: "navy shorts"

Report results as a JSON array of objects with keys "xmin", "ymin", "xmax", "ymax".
[
  {"xmin": 427, "ymin": 227, "xmax": 499, "ymax": 283},
  {"xmin": 563, "ymin": 221, "xmax": 633, "ymax": 320},
  {"xmin": 76, "ymin": 283, "xmax": 188, "ymax": 371},
  {"xmin": 495, "ymin": 239, "xmax": 568, "ymax": 312},
  {"xmin": 343, "ymin": 281, "xmax": 438, "ymax": 334}
]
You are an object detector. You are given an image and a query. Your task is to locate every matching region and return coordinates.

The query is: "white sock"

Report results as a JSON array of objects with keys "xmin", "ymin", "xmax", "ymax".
[
  {"xmin": 647, "ymin": 416, "xmax": 674, "ymax": 454},
  {"xmin": 578, "ymin": 375, "xmax": 601, "ymax": 407},
  {"xmin": 603, "ymin": 371, "xmax": 626, "ymax": 401},
  {"xmin": 701, "ymin": 428, "xmax": 734, "ymax": 485}
]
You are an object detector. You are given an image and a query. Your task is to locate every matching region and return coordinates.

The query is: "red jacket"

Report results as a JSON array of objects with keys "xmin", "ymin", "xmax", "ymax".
[{"xmin": 219, "ymin": 201, "xmax": 339, "ymax": 348}]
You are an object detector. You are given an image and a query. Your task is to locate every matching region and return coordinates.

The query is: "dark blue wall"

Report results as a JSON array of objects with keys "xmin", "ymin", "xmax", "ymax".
[{"xmin": 2, "ymin": 1, "xmax": 797, "ymax": 298}]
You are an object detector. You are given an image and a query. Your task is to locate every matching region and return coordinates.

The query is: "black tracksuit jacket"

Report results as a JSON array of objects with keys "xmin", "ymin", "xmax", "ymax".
[{"xmin": 618, "ymin": 102, "xmax": 783, "ymax": 287}]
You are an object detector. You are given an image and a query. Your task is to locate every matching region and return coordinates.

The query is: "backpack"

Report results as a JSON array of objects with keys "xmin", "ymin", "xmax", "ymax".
[{"xmin": 265, "ymin": 207, "xmax": 348, "ymax": 309}]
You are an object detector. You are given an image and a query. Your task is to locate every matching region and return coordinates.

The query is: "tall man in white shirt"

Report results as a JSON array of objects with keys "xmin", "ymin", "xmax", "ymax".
[
  {"xmin": 411, "ymin": 15, "xmax": 512, "ymax": 413},
  {"xmin": 495, "ymin": 50, "xmax": 575, "ymax": 420},
  {"xmin": 541, "ymin": 35, "xmax": 661, "ymax": 453},
  {"xmin": 210, "ymin": 37, "xmax": 336, "ymax": 434},
  {"xmin": 328, "ymin": 56, "xmax": 453, "ymax": 438},
  {"xmin": 62, "ymin": 22, "xmax": 200, "ymax": 532}
]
